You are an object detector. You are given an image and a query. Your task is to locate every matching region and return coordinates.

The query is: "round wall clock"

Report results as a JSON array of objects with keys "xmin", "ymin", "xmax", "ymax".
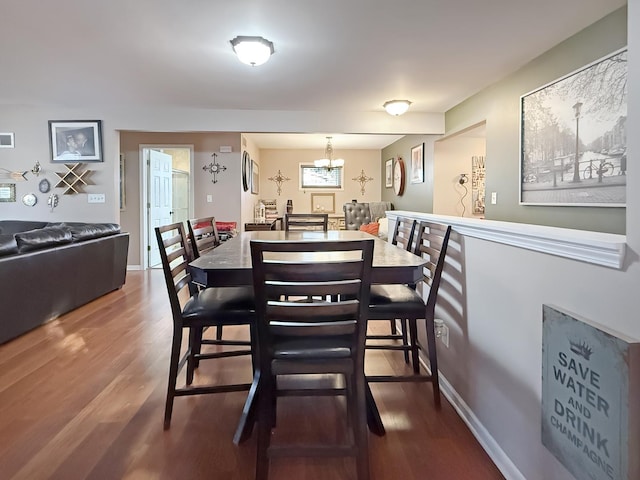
[
  {"xmin": 22, "ymin": 193, "xmax": 37, "ymax": 207},
  {"xmin": 393, "ymin": 157, "xmax": 405, "ymax": 196},
  {"xmin": 241, "ymin": 151, "xmax": 250, "ymax": 192}
]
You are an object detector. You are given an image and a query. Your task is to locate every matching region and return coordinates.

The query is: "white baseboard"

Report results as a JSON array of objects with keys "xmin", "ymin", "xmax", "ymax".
[
  {"xmin": 436, "ymin": 372, "xmax": 527, "ymax": 480},
  {"xmin": 126, "ymin": 264, "xmax": 143, "ymax": 271},
  {"xmin": 415, "ymin": 349, "xmax": 526, "ymax": 480}
]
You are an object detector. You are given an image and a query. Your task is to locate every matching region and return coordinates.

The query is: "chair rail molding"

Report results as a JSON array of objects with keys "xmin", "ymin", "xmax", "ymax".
[{"xmin": 387, "ymin": 212, "xmax": 626, "ymax": 270}]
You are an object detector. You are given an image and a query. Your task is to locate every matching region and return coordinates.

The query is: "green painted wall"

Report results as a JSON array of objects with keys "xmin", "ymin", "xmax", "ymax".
[
  {"xmin": 381, "ymin": 134, "xmax": 441, "ymax": 212},
  {"xmin": 445, "ymin": 7, "xmax": 627, "ymax": 234}
]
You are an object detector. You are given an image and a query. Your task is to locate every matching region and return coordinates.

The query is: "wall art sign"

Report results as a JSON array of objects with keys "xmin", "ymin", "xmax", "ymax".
[
  {"xmin": 542, "ymin": 305, "xmax": 640, "ymax": 480},
  {"xmin": 49, "ymin": 120, "xmax": 103, "ymax": 163},
  {"xmin": 471, "ymin": 155, "xmax": 485, "ymax": 214},
  {"xmin": 520, "ymin": 48, "xmax": 627, "ymax": 206}
]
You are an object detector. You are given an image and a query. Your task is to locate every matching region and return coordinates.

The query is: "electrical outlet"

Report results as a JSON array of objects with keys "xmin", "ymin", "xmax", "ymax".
[
  {"xmin": 206, "ymin": 195, "xmax": 213, "ymax": 203},
  {"xmin": 440, "ymin": 324, "xmax": 449, "ymax": 348},
  {"xmin": 491, "ymin": 192, "xmax": 497, "ymax": 204},
  {"xmin": 434, "ymin": 319, "xmax": 450, "ymax": 348}
]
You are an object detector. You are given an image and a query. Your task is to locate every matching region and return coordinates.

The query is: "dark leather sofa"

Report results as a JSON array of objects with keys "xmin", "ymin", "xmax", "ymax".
[{"xmin": 0, "ymin": 220, "xmax": 129, "ymax": 344}]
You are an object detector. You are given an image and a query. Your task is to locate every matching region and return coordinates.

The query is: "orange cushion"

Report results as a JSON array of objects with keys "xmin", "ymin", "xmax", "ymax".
[{"xmin": 359, "ymin": 222, "xmax": 380, "ymax": 236}]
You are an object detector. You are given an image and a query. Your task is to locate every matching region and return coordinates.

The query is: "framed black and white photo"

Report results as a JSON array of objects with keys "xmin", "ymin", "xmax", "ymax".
[
  {"xmin": 520, "ymin": 48, "xmax": 627, "ymax": 206},
  {"xmin": 0, "ymin": 133, "xmax": 15, "ymax": 148},
  {"xmin": 410, "ymin": 143, "xmax": 424, "ymax": 183},
  {"xmin": 385, "ymin": 159, "xmax": 393, "ymax": 188},
  {"xmin": 49, "ymin": 120, "xmax": 103, "ymax": 163}
]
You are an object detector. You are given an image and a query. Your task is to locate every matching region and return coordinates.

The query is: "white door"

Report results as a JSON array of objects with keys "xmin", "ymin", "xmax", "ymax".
[
  {"xmin": 148, "ymin": 149, "xmax": 174, "ymax": 267},
  {"xmin": 172, "ymin": 170, "xmax": 190, "ymax": 227}
]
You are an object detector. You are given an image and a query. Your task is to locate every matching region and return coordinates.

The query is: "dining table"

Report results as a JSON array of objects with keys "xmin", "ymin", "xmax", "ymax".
[{"xmin": 189, "ymin": 230, "xmax": 427, "ymax": 444}]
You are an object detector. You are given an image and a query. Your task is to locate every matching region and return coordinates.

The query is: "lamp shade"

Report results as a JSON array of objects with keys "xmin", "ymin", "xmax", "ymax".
[
  {"xmin": 383, "ymin": 99, "xmax": 411, "ymax": 116},
  {"xmin": 230, "ymin": 36, "xmax": 274, "ymax": 66}
]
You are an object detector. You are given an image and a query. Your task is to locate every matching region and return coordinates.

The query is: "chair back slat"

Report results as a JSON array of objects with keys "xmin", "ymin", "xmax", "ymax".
[
  {"xmin": 187, "ymin": 217, "xmax": 220, "ymax": 258},
  {"xmin": 413, "ymin": 221, "xmax": 452, "ymax": 309},
  {"xmin": 155, "ymin": 223, "xmax": 198, "ymax": 323},
  {"xmin": 251, "ymin": 239, "xmax": 373, "ymax": 354},
  {"xmin": 391, "ymin": 217, "xmax": 417, "ymax": 252},
  {"xmin": 283, "ymin": 213, "xmax": 329, "ymax": 231}
]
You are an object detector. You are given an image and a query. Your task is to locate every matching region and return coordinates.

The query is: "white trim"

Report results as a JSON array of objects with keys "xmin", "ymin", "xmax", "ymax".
[
  {"xmin": 387, "ymin": 212, "xmax": 626, "ymax": 269},
  {"xmin": 416, "ymin": 354, "xmax": 526, "ymax": 480},
  {"xmin": 438, "ymin": 372, "xmax": 527, "ymax": 480}
]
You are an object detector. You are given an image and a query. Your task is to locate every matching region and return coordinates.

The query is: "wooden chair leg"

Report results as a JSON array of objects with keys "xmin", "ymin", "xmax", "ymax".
[
  {"xmin": 408, "ymin": 319, "xmax": 420, "ymax": 374},
  {"xmin": 187, "ymin": 327, "xmax": 201, "ymax": 385},
  {"xmin": 354, "ymin": 373, "xmax": 370, "ymax": 480},
  {"xmin": 164, "ymin": 327, "xmax": 183, "ymax": 430},
  {"xmin": 255, "ymin": 374, "xmax": 274, "ymax": 480},
  {"xmin": 389, "ymin": 319, "xmax": 396, "ymax": 334},
  {"xmin": 216, "ymin": 325, "xmax": 223, "ymax": 341},
  {"xmin": 401, "ymin": 319, "xmax": 410, "ymax": 364},
  {"xmin": 425, "ymin": 317, "xmax": 441, "ymax": 408}
]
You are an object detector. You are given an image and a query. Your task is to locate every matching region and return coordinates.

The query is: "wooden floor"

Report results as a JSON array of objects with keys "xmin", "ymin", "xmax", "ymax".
[{"xmin": 0, "ymin": 270, "xmax": 504, "ymax": 480}]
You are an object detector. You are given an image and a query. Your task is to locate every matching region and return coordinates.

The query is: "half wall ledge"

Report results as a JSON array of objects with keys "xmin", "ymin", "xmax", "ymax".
[{"xmin": 387, "ymin": 211, "xmax": 626, "ymax": 270}]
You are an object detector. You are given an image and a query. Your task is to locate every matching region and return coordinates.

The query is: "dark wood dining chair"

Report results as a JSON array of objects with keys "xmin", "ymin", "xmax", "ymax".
[
  {"xmin": 187, "ymin": 216, "xmax": 224, "ymax": 340},
  {"xmin": 155, "ymin": 222, "xmax": 255, "ymax": 429},
  {"xmin": 283, "ymin": 213, "xmax": 329, "ymax": 231},
  {"xmin": 365, "ymin": 217, "xmax": 417, "ymax": 363},
  {"xmin": 367, "ymin": 220, "xmax": 451, "ymax": 407},
  {"xmin": 187, "ymin": 216, "xmax": 220, "ymax": 259},
  {"xmin": 250, "ymin": 238, "xmax": 374, "ymax": 480}
]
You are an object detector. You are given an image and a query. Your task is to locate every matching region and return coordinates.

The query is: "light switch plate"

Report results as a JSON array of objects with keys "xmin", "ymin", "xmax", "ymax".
[
  {"xmin": 491, "ymin": 192, "xmax": 497, "ymax": 204},
  {"xmin": 206, "ymin": 195, "xmax": 213, "ymax": 203},
  {"xmin": 88, "ymin": 193, "xmax": 106, "ymax": 203}
]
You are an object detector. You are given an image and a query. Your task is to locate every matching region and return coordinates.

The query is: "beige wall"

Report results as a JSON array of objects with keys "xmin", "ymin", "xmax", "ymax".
[
  {"xmin": 434, "ymin": 133, "xmax": 486, "ymax": 217},
  {"xmin": 258, "ymin": 148, "xmax": 382, "ymax": 217},
  {"xmin": 119, "ymin": 131, "xmax": 241, "ymax": 267}
]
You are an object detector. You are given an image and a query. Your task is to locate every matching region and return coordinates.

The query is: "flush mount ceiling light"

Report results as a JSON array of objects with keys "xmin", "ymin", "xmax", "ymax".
[
  {"xmin": 230, "ymin": 36, "xmax": 274, "ymax": 66},
  {"xmin": 383, "ymin": 99, "xmax": 412, "ymax": 116},
  {"xmin": 314, "ymin": 137, "xmax": 344, "ymax": 170}
]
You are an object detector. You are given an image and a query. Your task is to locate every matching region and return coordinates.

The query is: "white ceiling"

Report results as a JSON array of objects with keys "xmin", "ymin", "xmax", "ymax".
[{"xmin": 1, "ymin": 0, "xmax": 625, "ymax": 148}]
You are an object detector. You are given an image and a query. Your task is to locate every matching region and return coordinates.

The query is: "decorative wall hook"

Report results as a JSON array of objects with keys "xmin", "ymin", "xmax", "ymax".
[
  {"xmin": 0, "ymin": 168, "xmax": 28, "ymax": 181},
  {"xmin": 267, "ymin": 169, "xmax": 291, "ymax": 195},
  {"xmin": 31, "ymin": 161, "xmax": 42, "ymax": 176},
  {"xmin": 48, "ymin": 193, "xmax": 59, "ymax": 212},
  {"xmin": 203, "ymin": 153, "xmax": 227, "ymax": 183},
  {"xmin": 352, "ymin": 169, "xmax": 374, "ymax": 196}
]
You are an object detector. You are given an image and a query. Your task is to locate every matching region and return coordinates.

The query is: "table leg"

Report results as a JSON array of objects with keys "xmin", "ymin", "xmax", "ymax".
[
  {"xmin": 365, "ymin": 382, "xmax": 385, "ymax": 436},
  {"xmin": 233, "ymin": 370, "xmax": 260, "ymax": 444}
]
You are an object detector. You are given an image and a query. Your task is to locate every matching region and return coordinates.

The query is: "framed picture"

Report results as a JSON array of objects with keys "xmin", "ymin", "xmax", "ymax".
[
  {"xmin": 119, "ymin": 154, "xmax": 126, "ymax": 211},
  {"xmin": 410, "ymin": 143, "xmax": 424, "ymax": 183},
  {"xmin": 520, "ymin": 48, "xmax": 627, "ymax": 206},
  {"xmin": 0, "ymin": 133, "xmax": 15, "ymax": 148},
  {"xmin": 251, "ymin": 159, "xmax": 259, "ymax": 194},
  {"xmin": 49, "ymin": 120, "xmax": 103, "ymax": 163},
  {"xmin": 0, "ymin": 183, "xmax": 16, "ymax": 202},
  {"xmin": 311, "ymin": 192, "xmax": 335, "ymax": 213},
  {"xmin": 385, "ymin": 159, "xmax": 393, "ymax": 188}
]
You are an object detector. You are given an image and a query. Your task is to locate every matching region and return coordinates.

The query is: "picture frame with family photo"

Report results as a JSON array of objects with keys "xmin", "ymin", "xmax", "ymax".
[{"xmin": 49, "ymin": 120, "xmax": 103, "ymax": 163}]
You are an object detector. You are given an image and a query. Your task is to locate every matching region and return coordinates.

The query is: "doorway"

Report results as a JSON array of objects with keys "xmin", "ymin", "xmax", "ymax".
[{"xmin": 141, "ymin": 145, "xmax": 194, "ymax": 269}]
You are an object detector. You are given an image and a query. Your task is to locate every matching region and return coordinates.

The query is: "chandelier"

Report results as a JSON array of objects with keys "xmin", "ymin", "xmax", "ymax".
[{"xmin": 314, "ymin": 137, "xmax": 344, "ymax": 170}]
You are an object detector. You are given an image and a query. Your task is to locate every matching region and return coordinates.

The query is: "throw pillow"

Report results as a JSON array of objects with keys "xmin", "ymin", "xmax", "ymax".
[{"xmin": 359, "ymin": 222, "xmax": 380, "ymax": 236}]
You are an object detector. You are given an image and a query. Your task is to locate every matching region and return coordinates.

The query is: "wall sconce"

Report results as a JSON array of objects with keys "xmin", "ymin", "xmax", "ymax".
[{"xmin": 383, "ymin": 99, "xmax": 412, "ymax": 116}]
